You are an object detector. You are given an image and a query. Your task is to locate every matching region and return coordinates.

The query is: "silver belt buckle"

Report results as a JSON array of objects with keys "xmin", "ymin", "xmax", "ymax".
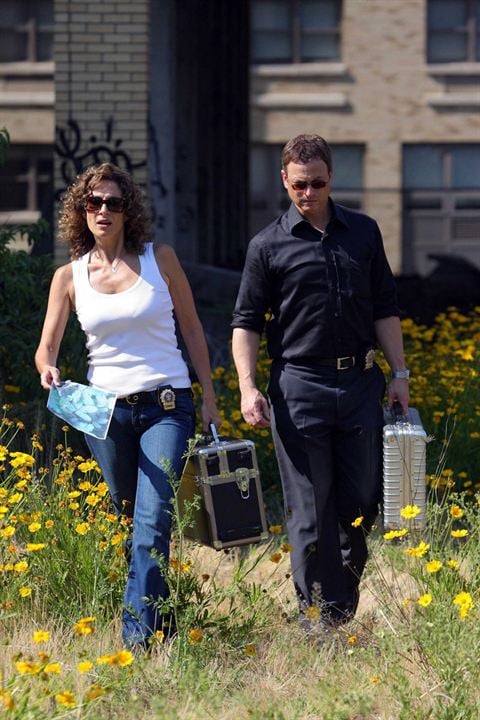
[
  {"xmin": 337, "ymin": 356, "xmax": 353, "ymax": 370},
  {"xmin": 159, "ymin": 387, "xmax": 176, "ymax": 410}
]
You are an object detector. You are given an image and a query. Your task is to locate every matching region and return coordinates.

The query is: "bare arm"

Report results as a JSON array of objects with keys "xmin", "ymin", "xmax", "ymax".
[
  {"xmin": 156, "ymin": 244, "xmax": 221, "ymax": 431},
  {"xmin": 35, "ymin": 264, "xmax": 74, "ymax": 389},
  {"xmin": 375, "ymin": 315, "xmax": 409, "ymax": 412},
  {"xmin": 231, "ymin": 327, "xmax": 270, "ymax": 428}
]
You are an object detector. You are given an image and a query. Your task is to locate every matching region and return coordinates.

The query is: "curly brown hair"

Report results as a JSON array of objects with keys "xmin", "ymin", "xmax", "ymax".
[{"xmin": 58, "ymin": 163, "xmax": 151, "ymax": 259}]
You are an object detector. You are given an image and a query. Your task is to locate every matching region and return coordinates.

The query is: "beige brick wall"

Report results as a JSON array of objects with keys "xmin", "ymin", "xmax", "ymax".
[
  {"xmin": 250, "ymin": 0, "xmax": 480, "ymax": 272},
  {"xmin": 54, "ymin": 0, "xmax": 150, "ymax": 262}
]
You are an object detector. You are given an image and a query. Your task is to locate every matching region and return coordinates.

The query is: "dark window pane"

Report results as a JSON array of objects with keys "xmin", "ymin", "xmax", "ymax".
[
  {"xmin": 428, "ymin": 0, "xmax": 466, "ymax": 29},
  {"xmin": 0, "ymin": 181, "xmax": 28, "ymax": 210},
  {"xmin": 301, "ymin": 33, "xmax": 339, "ymax": 61},
  {"xmin": 330, "ymin": 146, "xmax": 363, "ymax": 189},
  {"xmin": 252, "ymin": 32, "xmax": 291, "ymax": 62},
  {"xmin": 455, "ymin": 198, "xmax": 480, "ymax": 209},
  {"xmin": 429, "ymin": 31, "xmax": 467, "ymax": 62},
  {"xmin": 0, "ymin": 1, "xmax": 26, "ymax": 25},
  {"xmin": 404, "ymin": 146, "xmax": 444, "ymax": 189},
  {"xmin": 37, "ymin": 32, "xmax": 53, "ymax": 61},
  {"xmin": 0, "ymin": 30, "xmax": 27, "ymax": 62},
  {"xmin": 36, "ymin": 0, "xmax": 54, "ymax": 24},
  {"xmin": 301, "ymin": 0, "xmax": 340, "ymax": 27},
  {"xmin": 452, "ymin": 147, "xmax": 480, "ymax": 189},
  {"xmin": 405, "ymin": 197, "xmax": 442, "ymax": 209}
]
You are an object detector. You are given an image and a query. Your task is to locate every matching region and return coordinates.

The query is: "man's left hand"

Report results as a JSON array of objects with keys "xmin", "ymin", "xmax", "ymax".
[{"xmin": 387, "ymin": 378, "xmax": 409, "ymax": 414}]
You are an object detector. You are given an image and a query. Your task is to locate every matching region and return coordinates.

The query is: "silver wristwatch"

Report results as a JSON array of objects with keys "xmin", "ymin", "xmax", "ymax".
[{"xmin": 391, "ymin": 368, "xmax": 410, "ymax": 380}]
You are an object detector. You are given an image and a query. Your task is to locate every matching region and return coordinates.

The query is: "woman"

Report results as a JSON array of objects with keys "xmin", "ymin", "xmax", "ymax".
[{"xmin": 35, "ymin": 162, "xmax": 221, "ymax": 649}]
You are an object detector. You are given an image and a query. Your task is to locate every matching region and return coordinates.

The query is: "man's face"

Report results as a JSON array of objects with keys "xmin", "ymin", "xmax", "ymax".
[{"xmin": 281, "ymin": 159, "xmax": 332, "ymax": 219}]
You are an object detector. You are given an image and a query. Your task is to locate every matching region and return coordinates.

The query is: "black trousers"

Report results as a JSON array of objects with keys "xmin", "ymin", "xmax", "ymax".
[{"xmin": 268, "ymin": 361, "xmax": 385, "ymax": 624}]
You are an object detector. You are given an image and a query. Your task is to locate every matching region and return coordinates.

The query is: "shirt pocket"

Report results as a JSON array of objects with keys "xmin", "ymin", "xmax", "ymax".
[{"xmin": 345, "ymin": 256, "xmax": 371, "ymax": 299}]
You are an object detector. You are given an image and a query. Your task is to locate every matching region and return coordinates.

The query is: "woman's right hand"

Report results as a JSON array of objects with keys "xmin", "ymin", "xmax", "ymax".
[{"xmin": 40, "ymin": 366, "xmax": 62, "ymax": 390}]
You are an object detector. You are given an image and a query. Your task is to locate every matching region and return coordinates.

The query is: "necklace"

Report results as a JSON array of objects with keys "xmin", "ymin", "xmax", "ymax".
[{"xmin": 111, "ymin": 256, "xmax": 122, "ymax": 273}]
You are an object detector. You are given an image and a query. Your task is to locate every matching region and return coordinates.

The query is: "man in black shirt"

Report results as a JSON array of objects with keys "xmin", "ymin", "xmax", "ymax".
[{"xmin": 232, "ymin": 134, "xmax": 409, "ymax": 633}]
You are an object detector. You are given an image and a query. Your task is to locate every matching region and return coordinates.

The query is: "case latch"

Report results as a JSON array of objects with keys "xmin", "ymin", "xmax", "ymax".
[{"xmin": 235, "ymin": 467, "xmax": 250, "ymax": 500}]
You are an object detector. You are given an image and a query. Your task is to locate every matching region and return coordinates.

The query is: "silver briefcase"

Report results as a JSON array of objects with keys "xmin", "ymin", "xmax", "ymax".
[{"xmin": 383, "ymin": 405, "xmax": 429, "ymax": 530}]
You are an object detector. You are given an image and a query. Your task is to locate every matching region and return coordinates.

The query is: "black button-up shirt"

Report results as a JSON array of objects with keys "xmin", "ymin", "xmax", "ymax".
[{"xmin": 232, "ymin": 201, "xmax": 399, "ymax": 363}]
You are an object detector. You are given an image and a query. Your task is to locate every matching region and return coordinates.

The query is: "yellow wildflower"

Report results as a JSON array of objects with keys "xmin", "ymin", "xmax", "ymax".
[
  {"xmin": 14, "ymin": 561, "xmax": 28, "ymax": 573},
  {"xmin": 417, "ymin": 594, "xmax": 432, "ymax": 607},
  {"xmin": 115, "ymin": 650, "xmax": 134, "ymax": 667},
  {"xmin": 77, "ymin": 660, "xmax": 94, "ymax": 673},
  {"xmin": 33, "ymin": 630, "xmax": 50, "ymax": 643},
  {"xmin": 44, "ymin": 663, "xmax": 61, "ymax": 674},
  {"xmin": 188, "ymin": 628, "xmax": 204, "ymax": 645},
  {"xmin": 453, "ymin": 592, "xmax": 474, "ymax": 619},
  {"xmin": 19, "ymin": 586, "xmax": 32, "ymax": 597},
  {"xmin": 449, "ymin": 505, "xmax": 463, "ymax": 518},
  {"xmin": 281, "ymin": 542, "xmax": 293, "ymax": 553},
  {"xmin": 351, "ymin": 516, "xmax": 363, "ymax": 528},
  {"xmin": 269, "ymin": 524, "xmax": 282, "ymax": 534},
  {"xmin": 28, "ymin": 522, "xmax": 42, "ymax": 532},
  {"xmin": 270, "ymin": 552, "xmax": 282, "ymax": 563},
  {"xmin": 26, "ymin": 543, "xmax": 46, "ymax": 551},
  {"xmin": 383, "ymin": 528, "xmax": 408, "ymax": 540},
  {"xmin": 405, "ymin": 541, "xmax": 430, "ymax": 558},
  {"xmin": 400, "ymin": 504, "xmax": 421, "ymax": 519},
  {"xmin": 75, "ymin": 523, "xmax": 89, "ymax": 536},
  {"xmin": 451, "ymin": 529, "xmax": 468, "ymax": 538},
  {"xmin": 86, "ymin": 684, "xmax": 106, "ymax": 700},
  {"xmin": 55, "ymin": 691, "xmax": 76, "ymax": 708},
  {"xmin": 447, "ymin": 559, "xmax": 460, "ymax": 569},
  {"xmin": 425, "ymin": 560, "xmax": 443, "ymax": 574},
  {"xmin": 304, "ymin": 606, "xmax": 321, "ymax": 622}
]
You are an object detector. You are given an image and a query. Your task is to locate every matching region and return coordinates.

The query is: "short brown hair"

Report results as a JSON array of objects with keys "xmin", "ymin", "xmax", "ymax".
[
  {"xmin": 281, "ymin": 134, "xmax": 332, "ymax": 173},
  {"xmin": 58, "ymin": 162, "xmax": 151, "ymax": 259}
]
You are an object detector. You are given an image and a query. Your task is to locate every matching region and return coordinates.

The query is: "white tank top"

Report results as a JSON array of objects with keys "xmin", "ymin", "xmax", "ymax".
[{"xmin": 71, "ymin": 243, "xmax": 191, "ymax": 395}]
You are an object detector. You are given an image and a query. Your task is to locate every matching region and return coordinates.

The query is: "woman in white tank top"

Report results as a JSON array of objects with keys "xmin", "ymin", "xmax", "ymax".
[{"xmin": 35, "ymin": 163, "xmax": 221, "ymax": 650}]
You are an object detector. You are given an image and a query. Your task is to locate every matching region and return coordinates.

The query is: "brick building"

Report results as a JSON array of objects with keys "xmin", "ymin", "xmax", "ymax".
[{"xmin": 1, "ymin": 0, "xmax": 479, "ymax": 279}]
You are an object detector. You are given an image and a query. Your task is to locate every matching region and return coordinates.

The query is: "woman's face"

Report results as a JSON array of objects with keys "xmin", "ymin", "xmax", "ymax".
[{"xmin": 85, "ymin": 179, "xmax": 126, "ymax": 243}]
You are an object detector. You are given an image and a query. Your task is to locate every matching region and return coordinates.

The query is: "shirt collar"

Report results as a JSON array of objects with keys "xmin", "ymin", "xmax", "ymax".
[{"xmin": 285, "ymin": 198, "xmax": 350, "ymax": 233}]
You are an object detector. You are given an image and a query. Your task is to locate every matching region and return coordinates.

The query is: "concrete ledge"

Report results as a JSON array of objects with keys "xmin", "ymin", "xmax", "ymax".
[
  {"xmin": 252, "ymin": 62, "xmax": 348, "ymax": 78},
  {"xmin": 252, "ymin": 92, "xmax": 349, "ymax": 109},
  {"xmin": 426, "ymin": 92, "xmax": 480, "ymax": 108},
  {"xmin": 0, "ymin": 91, "xmax": 55, "ymax": 107},
  {"xmin": 0, "ymin": 61, "xmax": 54, "ymax": 77},
  {"xmin": 427, "ymin": 63, "xmax": 480, "ymax": 77}
]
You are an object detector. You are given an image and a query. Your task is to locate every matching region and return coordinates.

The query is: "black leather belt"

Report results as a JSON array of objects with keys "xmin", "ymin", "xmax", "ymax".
[
  {"xmin": 317, "ymin": 349, "xmax": 376, "ymax": 371},
  {"xmin": 117, "ymin": 386, "xmax": 192, "ymax": 409}
]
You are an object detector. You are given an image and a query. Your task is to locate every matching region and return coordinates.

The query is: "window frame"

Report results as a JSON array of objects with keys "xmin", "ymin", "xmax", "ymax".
[
  {"xmin": 427, "ymin": 0, "xmax": 480, "ymax": 64},
  {"xmin": 251, "ymin": 0, "xmax": 342, "ymax": 65},
  {"xmin": 0, "ymin": 0, "xmax": 54, "ymax": 64}
]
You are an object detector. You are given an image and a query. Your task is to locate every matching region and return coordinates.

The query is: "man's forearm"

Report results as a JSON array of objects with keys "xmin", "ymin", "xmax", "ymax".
[
  {"xmin": 232, "ymin": 327, "xmax": 261, "ymax": 391},
  {"xmin": 374, "ymin": 316, "xmax": 407, "ymax": 371}
]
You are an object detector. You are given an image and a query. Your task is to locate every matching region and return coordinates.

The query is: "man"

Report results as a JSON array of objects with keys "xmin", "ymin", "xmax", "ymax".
[{"xmin": 232, "ymin": 134, "xmax": 409, "ymax": 632}]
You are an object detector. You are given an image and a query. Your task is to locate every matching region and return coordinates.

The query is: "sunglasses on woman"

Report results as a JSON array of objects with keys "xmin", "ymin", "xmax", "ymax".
[{"xmin": 85, "ymin": 195, "xmax": 125, "ymax": 213}]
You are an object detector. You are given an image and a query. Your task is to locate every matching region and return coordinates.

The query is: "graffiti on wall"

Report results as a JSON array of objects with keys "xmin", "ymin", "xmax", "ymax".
[{"xmin": 55, "ymin": 117, "xmax": 146, "ymax": 198}]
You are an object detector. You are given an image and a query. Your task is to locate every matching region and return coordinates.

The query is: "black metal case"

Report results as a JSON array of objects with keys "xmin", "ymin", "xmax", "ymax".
[{"xmin": 178, "ymin": 436, "xmax": 269, "ymax": 550}]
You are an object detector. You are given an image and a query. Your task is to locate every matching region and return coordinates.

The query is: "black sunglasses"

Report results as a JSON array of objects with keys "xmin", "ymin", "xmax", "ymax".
[
  {"xmin": 85, "ymin": 195, "xmax": 125, "ymax": 213},
  {"xmin": 289, "ymin": 179, "xmax": 329, "ymax": 191}
]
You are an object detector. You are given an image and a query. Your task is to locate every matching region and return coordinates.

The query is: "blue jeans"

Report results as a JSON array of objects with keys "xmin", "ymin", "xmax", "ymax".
[{"xmin": 85, "ymin": 392, "xmax": 195, "ymax": 647}]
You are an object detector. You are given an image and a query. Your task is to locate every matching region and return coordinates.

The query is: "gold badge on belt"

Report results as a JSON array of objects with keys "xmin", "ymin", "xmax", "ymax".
[
  {"xmin": 159, "ymin": 388, "xmax": 176, "ymax": 410},
  {"xmin": 364, "ymin": 348, "xmax": 376, "ymax": 370}
]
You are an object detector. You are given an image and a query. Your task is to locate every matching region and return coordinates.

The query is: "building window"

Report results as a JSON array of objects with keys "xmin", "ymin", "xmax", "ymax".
[
  {"xmin": 403, "ymin": 144, "xmax": 480, "ymax": 274},
  {"xmin": 0, "ymin": 0, "xmax": 53, "ymax": 63},
  {"xmin": 0, "ymin": 144, "xmax": 54, "ymax": 251},
  {"xmin": 251, "ymin": 0, "xmax": 342, "ymax": 64},
  {"xmin": 427, "ymin": 0, "xmax": 480, "ymax": 63},
  {"xmin": 250, "ymin": 143, "xmax": 363, "ymax": 236}
]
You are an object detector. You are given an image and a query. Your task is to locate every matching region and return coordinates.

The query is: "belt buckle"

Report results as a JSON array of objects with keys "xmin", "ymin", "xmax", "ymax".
[
  {"xmin": 159, "ymin": 387, "xmax": 176, "ymax": 410},
  {"xmin": 337, "ymin": 356, "xmax": 353, "ymax": 370},
  {"xmin": 126, "ymin": 394, "xmax": 139, "ymax": 405},
  {"xmin": 364, "ymin": 348, "xmax": 376, "ymax": 370}
]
